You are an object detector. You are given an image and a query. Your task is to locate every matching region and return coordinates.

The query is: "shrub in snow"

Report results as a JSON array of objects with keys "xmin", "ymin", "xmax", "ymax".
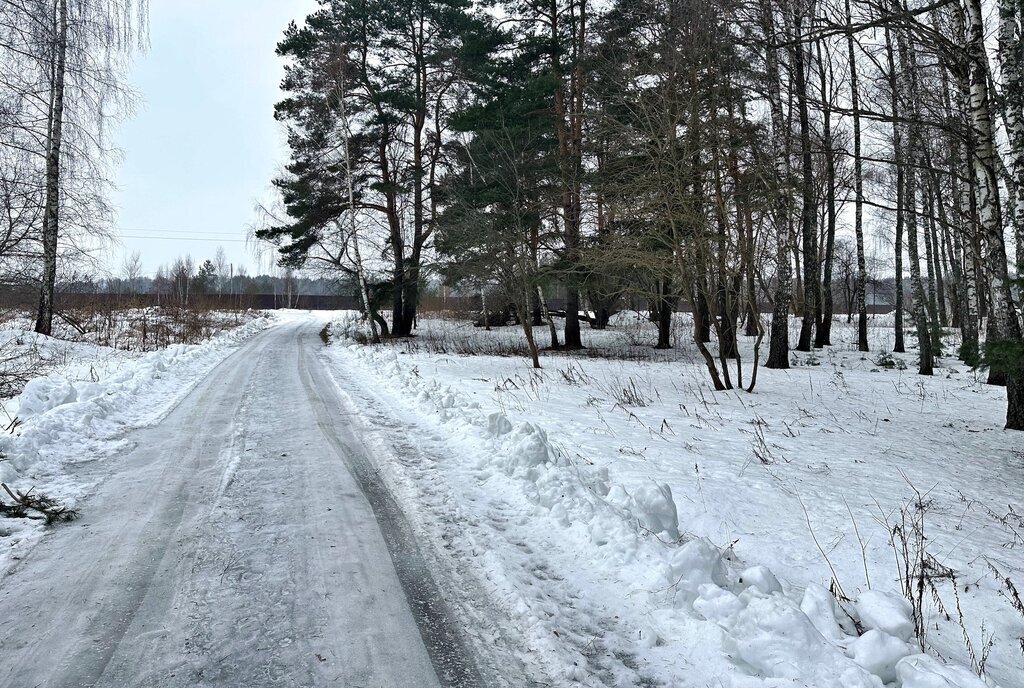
[{"xmin": 874, "ymin": 351, "xmax": 907, "ymax": 370}]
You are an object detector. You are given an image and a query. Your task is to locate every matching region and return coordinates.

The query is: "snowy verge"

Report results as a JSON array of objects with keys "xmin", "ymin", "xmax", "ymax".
[
  {"xmin": 330, "ymin": 329, "xmax": 1003, "ymax": 688},
  {"xmin": 0, "ymin": 313, "xmax": 277, "ymax": 576}
]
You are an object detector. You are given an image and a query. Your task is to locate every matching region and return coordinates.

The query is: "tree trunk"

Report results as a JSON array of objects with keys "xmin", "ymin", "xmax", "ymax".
[
  {"xmin": 695, "ymin": 290, "xmax": 712, "ymax": 344},
  {"xmin": 815, "ymin": 38, "xmax": 836, "ymax": 348},
  {"xmin": 763, "ymin": 0, "xmax": 792, "ymax": 369},
  {"xmin": 885, "ymin": 24, "xmax": 906, "ymax": 354},
  {"xmin": 792, "ymin": 3, "xmax": 818, "ymax": 353},
  {"xmin": 847, "ymin": 0, "xmax": 868, "ymax": 352},
  {"xmin": 999, "ymin": 0, "xmax": 1024, "ymax": 279},
  {"xmin": 956, "ymin": 57, "xmax": 982, "ymax": 363},
  {"xmin": 895, "ymin": 16, "xmax": 933, "ymax": 375},
  {"xmin": 35, "ymin": 0, "xmax": 68, "ymax": 336},
  {"xmin": 518, "ymin": 302, "xmax": 541, "ymax": 369},
  {"xmin": 719, "ymin": 274, "xmax": 741, "ymax": 359},
  {"xmin": 336, "ymin": 65, "xmax": 379, "ymax": 344},
  {"xmin": 655, "ymin": 281, "xmax": 673, "ymax": 350},
  {"xmin": 1008, "ymin": 371, "xmax": 1024, "ymax": 430},
  {"xmin": 548, "ymin": 0, "xmax": 586, "ymax": 350},
  {"xmin": 965, "ymin": 0, "xmax": 1024, "ymax": 386}
]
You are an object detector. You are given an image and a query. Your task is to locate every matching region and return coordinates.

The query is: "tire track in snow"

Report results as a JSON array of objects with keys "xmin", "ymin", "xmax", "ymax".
[{"xmin": 297, "ymin": 334, "xmax": 488, "ymax": 688}]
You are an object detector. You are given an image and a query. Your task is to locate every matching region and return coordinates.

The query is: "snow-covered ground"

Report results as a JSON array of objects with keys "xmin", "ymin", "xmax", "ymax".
[
  {"xmin": 324, "ymin": 311, "xmax": 1024, "ymax": 688},
  {"xmin": 1, "ymin": 307, "xmax": 1019, "ymax": 687},
  {"xmin": 0, "ymin": 310, "xmax": 275, "ymax": 577}
]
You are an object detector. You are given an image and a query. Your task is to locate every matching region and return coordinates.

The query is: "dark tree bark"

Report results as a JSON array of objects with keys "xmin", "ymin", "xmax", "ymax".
[
  {"xmin": 763, "ymin": 0, "xmax": 793, "ymax": 369},
  {"xmin": 792, "ymin": 2, "xmax": 818, "ymax": 353},
  {"xmin": 884, "ymin": 24, "xmax": 906, "ymax": 354},
  {"xmin": 35, "ymin": 0, "xmax": 68, "ymax": 336},
  {"xmin": 846, "ymin": 0, "xmax": 868, "ymax": 352},
  {"xmin": 655, "ymin": 281, "xmax": 674, "ymax": 350}
]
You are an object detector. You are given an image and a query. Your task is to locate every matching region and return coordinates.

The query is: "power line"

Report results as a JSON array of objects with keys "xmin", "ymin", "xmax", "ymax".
[
  {"xmin": 116, "ymin": 227, "xmax": 250, "ymax": 235},
  {"xmin": 116, "ymin": 235, "xmax": 249, "ymax": 243}
]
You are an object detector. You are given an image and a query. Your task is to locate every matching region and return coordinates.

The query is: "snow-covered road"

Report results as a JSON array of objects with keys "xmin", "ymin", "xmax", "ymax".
[{"xmin": 0, "ymin": 316, "xmax": 486, "ymax": 687}]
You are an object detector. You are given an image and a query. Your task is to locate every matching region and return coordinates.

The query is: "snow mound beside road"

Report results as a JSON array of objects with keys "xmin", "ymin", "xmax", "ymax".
[
  {"xmin": 0, "ymin": 314, "xmax": 275, "ymax": 573},
  {"xmin": 338, "ymin": 339, "xmax": 1004, "ymax": 688}
]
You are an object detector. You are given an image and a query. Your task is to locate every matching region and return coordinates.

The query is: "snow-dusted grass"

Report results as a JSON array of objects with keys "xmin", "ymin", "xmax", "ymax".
[
  {"xmin": 0, "ymin": 305, "xmax": 264, "ymax": 353},
  {"xmin": 327, "ymin": 311, "xmax": 1022, "ymax": 688},
  {"xmin": 0, "ymin": 310, "xmax": 277, "ymax": 576}
]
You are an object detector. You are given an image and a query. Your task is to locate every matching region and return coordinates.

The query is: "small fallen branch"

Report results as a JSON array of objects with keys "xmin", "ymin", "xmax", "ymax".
[{"xmin": 0, "ymin": 483, "xmax": 77, "ymax": 525}]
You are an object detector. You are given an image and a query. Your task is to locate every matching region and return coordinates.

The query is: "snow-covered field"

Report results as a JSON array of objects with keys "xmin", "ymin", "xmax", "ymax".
[
  {"xmin": 325, "ymin": 311, "xmax": 1023, "ymax": 688},
  {"xmin": 0, "ymin": 311, "xmax": 275, "ymax": 576}
]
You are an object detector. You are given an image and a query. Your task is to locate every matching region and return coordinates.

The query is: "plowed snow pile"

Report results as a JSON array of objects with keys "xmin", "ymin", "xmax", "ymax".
[
  {"xmin": 326, "ymin": 313, "xmax": 1022, "ymax": 688},
  {"xmin": 0, "ymin": 313, "xmax": 275, "ymax": 574}
]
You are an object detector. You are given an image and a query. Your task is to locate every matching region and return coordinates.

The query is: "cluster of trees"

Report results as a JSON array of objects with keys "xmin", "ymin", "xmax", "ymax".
[
  {"xmin": 260, "ymin": 0, "xmax": 1023, "ymax": 429},
  {"xmin": 0, "ymin": 0, "xmax": 147, "ymax": 333}
]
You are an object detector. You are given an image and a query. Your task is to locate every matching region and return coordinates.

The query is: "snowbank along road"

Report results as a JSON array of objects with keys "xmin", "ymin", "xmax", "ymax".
[{"xmin": 0, "ymin": 316, "xmax": 494, "ymax": 687}]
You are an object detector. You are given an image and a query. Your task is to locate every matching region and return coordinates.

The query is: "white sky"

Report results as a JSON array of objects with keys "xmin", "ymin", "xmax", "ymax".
[{"xmin": 109, "ymin": 0, "xmax": 321, "ymax": 278}]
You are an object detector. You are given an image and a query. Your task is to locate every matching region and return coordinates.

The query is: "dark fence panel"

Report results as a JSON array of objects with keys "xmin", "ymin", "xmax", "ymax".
[
  {"xmin": 0, "ymin": 287, "xmax": 895, "ymax": 316},
  {"xmin": 0, "ymin": 288, "xmax": 362, "ymax": 311}
]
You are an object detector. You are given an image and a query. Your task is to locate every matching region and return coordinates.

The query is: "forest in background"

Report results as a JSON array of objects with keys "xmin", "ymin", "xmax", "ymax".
[{"xmin": 255, "ymin": 0, "xmax": 1024, "ymax": 429}]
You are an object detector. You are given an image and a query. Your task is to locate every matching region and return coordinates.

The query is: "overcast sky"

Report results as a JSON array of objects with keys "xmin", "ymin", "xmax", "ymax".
[{"xmin": 109, "ymin": 0, "xmax": 320, "ymax": 279}]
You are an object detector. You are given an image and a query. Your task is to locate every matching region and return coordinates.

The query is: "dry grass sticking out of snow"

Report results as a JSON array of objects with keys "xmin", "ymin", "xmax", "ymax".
[{"xmin": 328, "ymin": 311, "xmax": 1022, "ymax": 688}]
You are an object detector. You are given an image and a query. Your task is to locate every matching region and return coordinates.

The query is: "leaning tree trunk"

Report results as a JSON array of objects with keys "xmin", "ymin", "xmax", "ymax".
[
  {"xmin": 536, "ymin": 285, "xmax": 560, "ymax": 349},
  {"xmin": 36, "ymin": 0, "xmax": 68, "ymax": 336}
]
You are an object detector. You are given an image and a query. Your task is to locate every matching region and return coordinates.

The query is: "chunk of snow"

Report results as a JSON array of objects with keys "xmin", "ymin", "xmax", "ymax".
[
  {"xmin": 727, "ymin": 594, "xmax": 883, "ymax": 687},
  {"xmin": 16, "ymin": 375, "xmax": 78, "ymax": 418},
  {"xmin": 855, "ymin": 590, "xmax": 915, "ymax": 642},
  {"xmin": 487, "ymin": 412, "xmax": 513, "ymax": 436},
  {"xmin": 736, "ymin": 565, "xmax": 783, "ymax": 596},
  {"xmin": 508, "ymin": 422, "xmax": 556, "ymax": 469},
  {"xmin": 847, "ymin": 629, "xmax": 913, "ymax": 684},
  {"xmin": 664, "ymin": 538, "xmax": 727, "ymax": 606},
  {"xmin": 632, "ymin": 482, "xmax": 679, "ymax": 540},
  {"xmin": 896, "ymin": 653, "xmax": 993, "ymax": 688},
  {"xmin": 799, "ymin": 583, "xmax": 845, "ymax": 641},
  {"xmin": 693, "ymin": 584, "xmax": 744, "ymax": 623}
]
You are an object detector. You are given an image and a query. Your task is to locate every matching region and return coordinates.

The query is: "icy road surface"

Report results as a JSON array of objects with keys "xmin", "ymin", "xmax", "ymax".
[{"xmin": 0, "ymin": 317, "xmax": 485, "ymax": 687}]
